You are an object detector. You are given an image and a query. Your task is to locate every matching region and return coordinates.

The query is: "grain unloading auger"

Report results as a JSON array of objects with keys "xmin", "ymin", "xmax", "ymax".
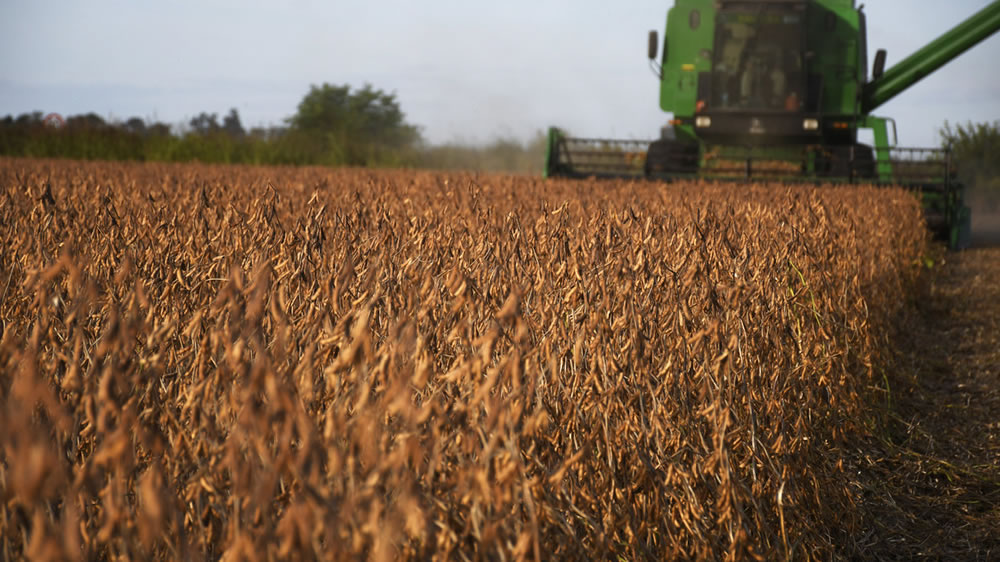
[{"xmin": 545, "ymin": 0, "xmax": 1000, "ymax": 249}]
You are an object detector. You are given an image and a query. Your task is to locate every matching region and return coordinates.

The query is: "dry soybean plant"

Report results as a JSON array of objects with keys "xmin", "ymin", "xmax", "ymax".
[{"xmin": 0, "ymin": 157, "xmax": 927, "ymax": 559}]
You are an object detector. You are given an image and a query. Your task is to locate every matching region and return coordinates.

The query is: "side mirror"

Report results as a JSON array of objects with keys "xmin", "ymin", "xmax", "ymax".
[
  {"xmin": 648, "ymin": 30, "xmax": 659, "ymax": 60},
  {"xmin": 872, "ymin": 48, "xmax": 887, "ymax": 79}
]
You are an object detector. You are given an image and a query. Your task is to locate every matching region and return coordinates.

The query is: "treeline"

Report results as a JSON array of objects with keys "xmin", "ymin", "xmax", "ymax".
[
  {"xmin": 941, "ymin": 120, "xmax": 1000, "ymax": 192},
  {"xmin": 0, "ymin": 83, "xmax": 545, "ymax": 173},
  {"xmin": 0, "ymin": 109, "xmax": 306, "ymax": 166}
]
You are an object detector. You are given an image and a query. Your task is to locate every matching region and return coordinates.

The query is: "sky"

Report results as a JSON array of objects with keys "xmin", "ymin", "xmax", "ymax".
[{"xmin": 1, "ymin": 0, "xmax": 998, "ymax": 148}]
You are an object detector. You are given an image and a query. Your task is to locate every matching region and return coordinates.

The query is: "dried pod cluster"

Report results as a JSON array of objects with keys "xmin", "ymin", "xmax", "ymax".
[{"xmin": 0, "ymin": 158, "xmax": 926, "ymax": 559}]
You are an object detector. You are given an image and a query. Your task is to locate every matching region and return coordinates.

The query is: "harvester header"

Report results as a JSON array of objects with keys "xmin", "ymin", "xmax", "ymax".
[{"xmin": 545, "ymin": 0, "xmax": 1000, "ymax": 248}]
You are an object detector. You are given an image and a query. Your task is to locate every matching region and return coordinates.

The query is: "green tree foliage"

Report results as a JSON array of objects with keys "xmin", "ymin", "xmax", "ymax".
[
  {"xmin": 288, "ymin": 83, "xmax": 421, "ymax": 166},
  {"xmin": 188, "ymin": 112, "xmax": 221, "ymax": 135},
  {"xmin": 124, "ymin": 117, "xmax": 147, "ymax": 135},
  {"xmin": 222, "ymin": 108, "xmax": 245, "ymax": 138},
  {"xmin": 67, "ymin": 113, "xmax": 107, "ymax": 129},
  {"xmin": 0, "ymin": 110, "xmax": 153, "ymax": 161},
  {"xmin": 940, "ymin": 120, "xmax": 1000, "ymax": 191},
  {"xmin": 0, "ymin": 84, "xmax": 543, "ymax": 173}
]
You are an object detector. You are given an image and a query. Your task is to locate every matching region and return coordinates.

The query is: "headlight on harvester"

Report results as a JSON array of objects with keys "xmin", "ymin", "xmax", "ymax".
[
  {"xmin": 695, "ymin": 116, "xmax": 711, "ymax": 128},
  {"xmin": 802, "ymin": 118, "xmax": 819, "ymax": 131}
]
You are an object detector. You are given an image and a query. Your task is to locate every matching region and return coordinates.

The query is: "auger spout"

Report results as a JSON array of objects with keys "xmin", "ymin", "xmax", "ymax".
[{"xmin": 861, "ymin": 1, "xmax": 1000, "ymax": 114}]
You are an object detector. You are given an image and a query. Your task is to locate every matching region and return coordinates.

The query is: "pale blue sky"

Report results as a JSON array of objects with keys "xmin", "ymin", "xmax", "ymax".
[{"xmin": 1, "ymin": 0, "xmax": 998, "ymax": 147}]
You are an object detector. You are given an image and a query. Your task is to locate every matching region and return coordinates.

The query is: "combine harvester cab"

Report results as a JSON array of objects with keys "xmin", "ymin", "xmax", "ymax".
[{"xmin": 545, "ymin": 0, "xmax": 1000, "ymax": 249}]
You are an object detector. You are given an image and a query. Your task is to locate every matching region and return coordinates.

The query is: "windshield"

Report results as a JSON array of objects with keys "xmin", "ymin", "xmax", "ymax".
[{"xmin": 709, "ymin": 11, "xmax": 804, "ymax": 111}]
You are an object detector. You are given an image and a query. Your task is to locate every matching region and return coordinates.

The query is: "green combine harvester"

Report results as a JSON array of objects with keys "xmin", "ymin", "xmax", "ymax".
[{"xmin": 545, "ymin": 0, "xmax": 1000, "ymax": 248}]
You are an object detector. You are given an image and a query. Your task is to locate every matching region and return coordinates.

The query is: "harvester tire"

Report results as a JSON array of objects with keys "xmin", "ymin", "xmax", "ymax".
[
  {"xmin": 817, "ymin": 143, "xmax": 876, "ymax": 179},
  {"xmin": 645, "ymin": 140, "xmax": 699, "ymax": 178}
]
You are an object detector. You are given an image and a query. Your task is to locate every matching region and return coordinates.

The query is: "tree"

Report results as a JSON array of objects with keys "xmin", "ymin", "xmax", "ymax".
[
  {"xmin": 15, "ymin": 112, "xmax": 44, "ymax": 126},
  {"xmin": 147, "ymin": 122, "xmax": 172, "ymax": 137},
  {"xmin": 66, "ymin": 113, "xmax": 107, "ymax": 129},
  {"xmin": 940, "ymin": 120, "xmax": 999, "ymax": 190},
  {"xmin": 222, "ymin": 108, "xmax": 245, "ymax": 138},
  {"xmin": 124, "ymin": 117, "xmax": 147, "ymax": 135},
  {"xmin": 288, "ymin": 83, "xmax": 421, "ymax": 165},
  {"xmin": 189, "ymin": 112, "xmax": 220, "ymax": 135}
]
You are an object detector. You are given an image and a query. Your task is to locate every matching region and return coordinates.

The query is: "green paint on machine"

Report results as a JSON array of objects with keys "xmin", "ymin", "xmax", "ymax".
[{"xmin": 546, "ymin": 0, "xmax": 1000, "ymax": 249}]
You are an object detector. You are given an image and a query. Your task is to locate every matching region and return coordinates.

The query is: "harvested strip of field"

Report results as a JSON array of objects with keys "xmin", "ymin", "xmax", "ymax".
[
  {"xmin": 1, "ymin": 158, "xmax": 928, "ymax": 559},
  {"xmin": 851, "ymin": 247, "xmax": 1000, "ymax": 559}
]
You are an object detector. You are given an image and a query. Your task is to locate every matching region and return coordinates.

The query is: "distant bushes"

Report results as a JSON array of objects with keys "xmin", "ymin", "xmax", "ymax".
[{"xmin": 0, "ymin": 106, "xmax": 545, "ymax": 174}]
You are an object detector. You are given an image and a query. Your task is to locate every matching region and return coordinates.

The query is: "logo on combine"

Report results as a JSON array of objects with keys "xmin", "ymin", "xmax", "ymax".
[{"xmin": 749, "ymin": 118, "xmax": 766, "ymax": 135}]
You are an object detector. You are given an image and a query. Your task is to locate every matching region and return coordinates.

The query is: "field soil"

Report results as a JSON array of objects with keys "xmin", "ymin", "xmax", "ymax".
[{"xmin": 854, "ymin": 243, "xmax": 1000, "ymax": 558}]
